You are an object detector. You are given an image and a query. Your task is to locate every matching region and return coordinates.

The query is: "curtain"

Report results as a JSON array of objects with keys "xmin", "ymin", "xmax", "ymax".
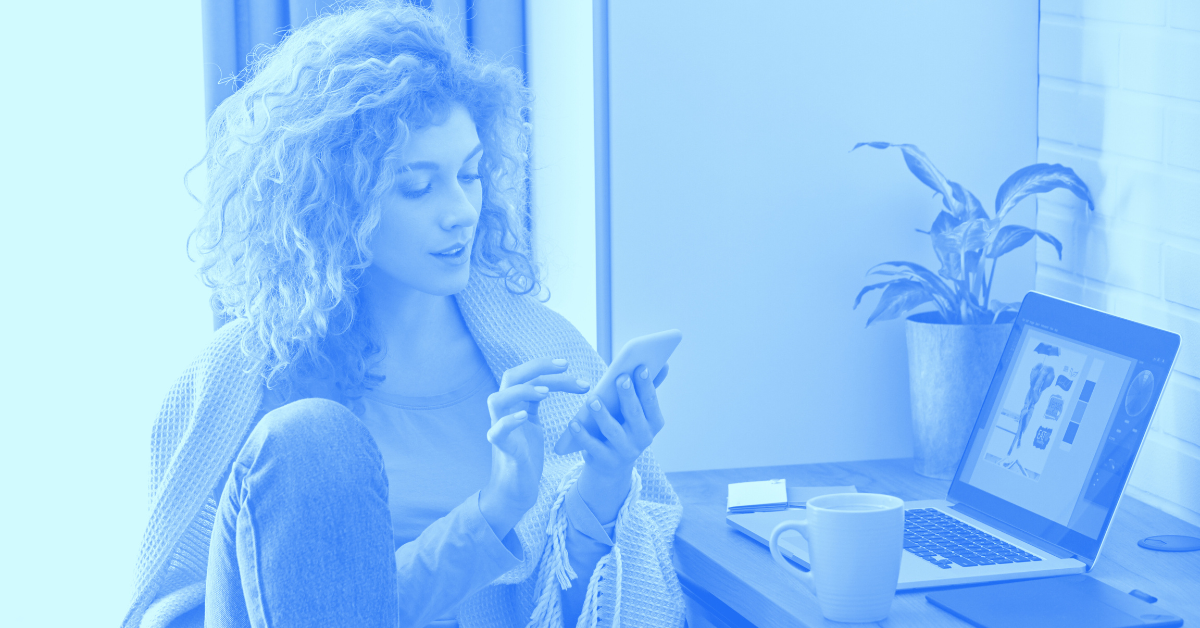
[
  {"xmin": 201, "ymin": 0, "xmax": 525, "ymax": 120},
  {"xmin": 202, "ymin": 0, "xmax": 341, "ymax": 119}
]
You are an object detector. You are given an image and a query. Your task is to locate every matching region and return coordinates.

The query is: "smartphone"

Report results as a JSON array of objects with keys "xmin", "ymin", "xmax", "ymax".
[{"xmin": 553, "ymin": 329, "xmax": 682, "ymax": 455}]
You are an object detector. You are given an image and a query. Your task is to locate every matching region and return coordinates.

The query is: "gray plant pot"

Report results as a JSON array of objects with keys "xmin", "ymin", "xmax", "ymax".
[{"xmin": 905, "ymin": 312, "xmax": 1012, "ymax": 480}]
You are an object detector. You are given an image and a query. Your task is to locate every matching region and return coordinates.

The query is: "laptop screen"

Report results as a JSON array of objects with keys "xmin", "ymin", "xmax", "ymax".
[{"xmin": 949, "ymin": 293, "xmax": 1178, "ymax": 564}]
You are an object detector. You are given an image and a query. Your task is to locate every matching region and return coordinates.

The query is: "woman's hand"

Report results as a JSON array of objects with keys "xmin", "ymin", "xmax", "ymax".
[
  {"xmin": 571, "ymin": 365, "xmax": 669, "ymax": 523},
  {"xmin": 480, "ymin": 357, "xmax": 591, "ymax": 538}
]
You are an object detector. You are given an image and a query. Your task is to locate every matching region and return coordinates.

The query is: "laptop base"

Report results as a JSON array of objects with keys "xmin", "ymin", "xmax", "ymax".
[{"xmin": 726, "ymin": 499, "xmax": 1085, "ymax": 590}]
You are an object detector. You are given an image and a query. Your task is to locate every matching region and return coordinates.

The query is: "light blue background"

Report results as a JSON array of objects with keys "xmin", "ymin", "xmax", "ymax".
[
  {"xmin": 608, "ymin": 0, "xmax": 1040, "ymax": 471},
  {"xmin": 0, "ymin": 1, "xmax": 1058, "ymax": 625},
  {"xmin": 0, "ymin": 2, "xmax": 213, "ymax": 626}
]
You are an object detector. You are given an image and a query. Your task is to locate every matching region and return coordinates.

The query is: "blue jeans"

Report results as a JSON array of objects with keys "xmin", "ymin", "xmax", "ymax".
[{"xmin": 205, "ymin": 398, "xmax": 398, "ymax": 628}]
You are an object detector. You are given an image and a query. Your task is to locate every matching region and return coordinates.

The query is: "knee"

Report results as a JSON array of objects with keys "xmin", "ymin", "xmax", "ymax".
[
  {"xmin": 225, "ymin": 397, "xmax": 389, "ymax": 518},
  {"xmin": 244, "ymin": 397, "xmax": 379, "ymax": 471}
]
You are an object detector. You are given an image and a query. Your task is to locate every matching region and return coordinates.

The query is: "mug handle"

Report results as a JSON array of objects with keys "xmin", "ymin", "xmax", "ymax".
[{"xmin": 770, "ymin": 519, "xmax": 816, "ymax": 594}]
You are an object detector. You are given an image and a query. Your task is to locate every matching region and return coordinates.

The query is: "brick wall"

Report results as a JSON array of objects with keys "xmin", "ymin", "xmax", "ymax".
[{"xmin": 1037, "ymin": 0, "xmax": 1200, "ymax": 525}]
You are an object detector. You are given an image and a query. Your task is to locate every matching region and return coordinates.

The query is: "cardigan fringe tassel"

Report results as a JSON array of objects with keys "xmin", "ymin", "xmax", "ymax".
[
  {"xmin": 576, "ymin": 469, "xmax": 639, "ymax": 628},
  {"xmin": 529, "ymin": 468, "xmax": 642, "ymax": 628},
  {"xmin": 526, "ymin": 465, "xmax": 583, "ymax": 628}
]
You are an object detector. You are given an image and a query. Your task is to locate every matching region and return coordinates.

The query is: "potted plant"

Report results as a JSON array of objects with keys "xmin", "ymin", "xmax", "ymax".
[{"xmin": 852, "ymin": 142, "xmax": 1094, "ymax": 479}]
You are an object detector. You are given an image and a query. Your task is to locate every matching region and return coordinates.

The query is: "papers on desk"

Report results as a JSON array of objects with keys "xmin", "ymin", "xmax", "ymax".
[
  {"xmin": 727, "ymin": 480, "xmax": 858, "ymax": 514},
  {"xmin": 728, "ymin": 479, "xmax": 787, "ymax": 514}
]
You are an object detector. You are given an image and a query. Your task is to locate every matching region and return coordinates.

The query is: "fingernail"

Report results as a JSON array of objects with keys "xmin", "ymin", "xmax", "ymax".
[
  {"xmin": 514, "ymin": 410, "xmax": 528, "ymax": 420},
  {"xmin": 570, "ymin": 421, "xmax": 581, "ymax": 433},
  {"xmin": 619, "ymin": 376, "xmax": 631, "ymax": 389},
  {"xmin": 576, "ymin": 378, "xmax": 591, "ymax": 389},
  {"xmin": 639, "ymin": 367, "xmax": 650, "ymax": 380},
  {"xmin": 535, "ymin": 386, "xmax": 549, "ymax": 394},
  {"xmin": 590, "ymin": 399, "xmax": 602, "ymax": 411},
  {"xmin": 552, "ymin": 358, "xmax": 568, "ymax": 367}
]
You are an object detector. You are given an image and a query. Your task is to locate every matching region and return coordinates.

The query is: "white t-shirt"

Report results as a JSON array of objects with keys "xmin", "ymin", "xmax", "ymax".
[{"xmin": 356, "ymin": 365, "xmax": 616, "ymax": 626}]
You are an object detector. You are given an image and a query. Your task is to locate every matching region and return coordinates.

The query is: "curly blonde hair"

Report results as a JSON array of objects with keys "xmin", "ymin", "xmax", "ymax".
[{"xmin": 190, "ymin": 0, "xmax": 535, "ymax": 402}]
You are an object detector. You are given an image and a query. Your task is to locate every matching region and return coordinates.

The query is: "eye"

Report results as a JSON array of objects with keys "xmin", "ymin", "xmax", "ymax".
[
  {"xmin": 400, "ymin": 182, "xmax": 433, "ymax": 200},
  {"xmin": 459, "ymin": 173, "xmax": 482, "ymax": 185}
]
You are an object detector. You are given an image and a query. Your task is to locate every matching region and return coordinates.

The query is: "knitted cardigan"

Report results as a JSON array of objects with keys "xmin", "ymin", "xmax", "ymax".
[{"xmin": 122, "ymin": 271, "xmax": 686, "ymax": 628}]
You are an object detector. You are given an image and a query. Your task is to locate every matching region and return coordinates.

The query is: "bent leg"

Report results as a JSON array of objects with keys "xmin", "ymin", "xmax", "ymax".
[{"xmin": 205, "ymin": 398, "xmax": 397, "ymax": 628}]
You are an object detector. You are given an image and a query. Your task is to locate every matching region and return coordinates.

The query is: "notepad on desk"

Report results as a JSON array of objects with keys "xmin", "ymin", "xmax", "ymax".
[
  {"xmin": 728, "ymin": 479, "xmax": 788, "ymax": 514},
  {"xmin": 727, "ymin": 480, "xmax": 858, "ymax": 514}
]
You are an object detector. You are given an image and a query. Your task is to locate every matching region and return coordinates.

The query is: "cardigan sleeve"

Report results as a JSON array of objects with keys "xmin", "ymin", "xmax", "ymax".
[
  {"xmin": 394, "ymin": 490, "xmax": 525, "ymax": 627},
  {"xmin": 394, "ymin": 484, "xmax": 629, "ymax": 627}
]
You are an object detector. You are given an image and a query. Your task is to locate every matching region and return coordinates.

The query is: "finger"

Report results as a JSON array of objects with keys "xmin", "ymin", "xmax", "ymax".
[
  {"xmin": 635, "ymin": 365, "xmax": 666, "ymax": 436},
  {"xmin": 568, "ymin": 419, "xmax": 618, "ymax": 467},
  {"xmin": 487, "ymin": 410, "xmax": 528, "ymax": 445},
  {"xmin": 587, "ymin": 397, "xmax": 635, "ymax": 455},
  {"xmin": 500, "ymin": 357, "xmax": 569, "ymax": 388},
  {"xmin": 487, "ymin": 384, "xmax": 550, "ymax": 420},
  {"xmin": 525, "ymin": 373, "xmax": 592, "ymax": 394},
  {"xmin": 652, "ymin": 363, "xmax": 669, "ymax": 388},
  {"xmin": 616, "ymin": 374, "xmax": 652, "ymax": 448}
]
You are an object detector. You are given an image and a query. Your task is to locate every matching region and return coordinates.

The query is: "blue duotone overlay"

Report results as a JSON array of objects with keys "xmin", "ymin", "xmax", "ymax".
[{"xmin": 3, "ymin": 1, "xmax": 1193, "ymax": 627}]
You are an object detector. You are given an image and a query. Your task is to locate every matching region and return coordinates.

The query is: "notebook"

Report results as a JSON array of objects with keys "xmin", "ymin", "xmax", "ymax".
[
  {"xmin": 926, "ymin": 575, "xmax": 1182, "ymax": 628},
  {"xmin": 726, "ymin": 482, "xmax": 858, "ymax": 514},
  {"xmin": 727, "ymin": 479, "xmax": 787, "ymax": 514}
]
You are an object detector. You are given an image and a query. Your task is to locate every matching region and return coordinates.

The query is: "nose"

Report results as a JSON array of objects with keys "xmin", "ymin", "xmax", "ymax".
[{"xmin": 439, "ymin": 180, "xmax": 480, "ymax": 232}]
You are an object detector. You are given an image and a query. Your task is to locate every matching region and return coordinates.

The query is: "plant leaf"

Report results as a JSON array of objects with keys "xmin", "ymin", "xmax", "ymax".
[
  {"xmin": 994, "ymin": 163, "xmax": 1095, "ymax": 220},
  {"xmin": 930, "ymin": 210, "xmax": 961, "ymax": 235},
  {"xmin": 965, "ymin": 249, "xmax": 983, "ymax": 287},
  {"xmin": 951, "ymin": 181, "xmax": 989, "ymax": 221},
  {"xmin": 990, "ymin": 300, "xmax": 1022, "ymax": 324},
  {"xmin": 932, "ymin": 228, "xmax": 963, "ymax": 281},
  {"xmin": 929, "ymin": 212, "xmax": 981, "ymax": 282},
  {"xmin": 868, "ymin": 261, "xmax": 955, "ymax": 302},
  {"xmin": 990, "ymin": 299, "xmax": 1022, "ymax": 313},
  {"xmin": 1035, "ymin": 230, "xmax": 1064, "ymax": 260},
  {"xmin": 853, "ymin": 142, "xmax": 960, "ymax": 215},
  {"xmin": 867, "ymin": 261, "xmax": 959, "ymax": 321},
  {"xmin": 955, "ymin": 218, "xmax": 991, "ymax": 252},
  {"xmin": 986, "ymin": 225, "xmax": 1034, "ymax": 258},
  {"xmin": 851, "ymin": 141, "xmax": 892, "ymax": 150},
  {"xmin": 853, "ymin": 280, "xmax": 897, "ymax": 309},
  {"xmin": 866, "ymin": 280, "xmax": 934, "ymax": 327},
  {"xmin": 986, "ymin": 225, "xmax": 1063, "ymax": 259}
]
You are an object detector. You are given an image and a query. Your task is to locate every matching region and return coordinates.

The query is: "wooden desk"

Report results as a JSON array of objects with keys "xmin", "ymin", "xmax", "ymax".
[{"xmin": 667, "ymin": 458, "xmax": 1200, "ymax": 627}]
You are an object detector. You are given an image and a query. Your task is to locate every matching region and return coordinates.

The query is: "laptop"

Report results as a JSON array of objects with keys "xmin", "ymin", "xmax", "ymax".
[{"xmin": 729, "ymin": 292, "xmax": 1180, "ymax": 589}]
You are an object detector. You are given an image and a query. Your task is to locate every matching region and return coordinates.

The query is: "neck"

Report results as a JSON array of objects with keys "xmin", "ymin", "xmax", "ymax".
[
  {"xmin": 358, "ymin": 269, "xmax": 480, "ymax": 395},
  {"xmin": 361, "ymin": 270, "xmax": 466, "ymax": 356}
]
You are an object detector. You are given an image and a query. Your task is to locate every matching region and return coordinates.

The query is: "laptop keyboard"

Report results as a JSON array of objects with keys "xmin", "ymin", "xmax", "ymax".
[{"xmin": 905, "ymin": 508, "xmax": 1043, "ymax": 569}]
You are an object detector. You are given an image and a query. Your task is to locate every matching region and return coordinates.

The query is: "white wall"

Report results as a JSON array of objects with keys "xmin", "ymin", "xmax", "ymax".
[
  {"xmin": 0, "ymin": 2, "xmax": 211, "ymax": 625},
  {"xmin": 1035, "ymin": 0, "xmax": 1200, "ymax": 526},
  {"xmin": 526, "ymin": 0, "xmax": 597, "ymax": 348},
  {"xmin": 608, "ymin": 0, "xmax": 1041, "ymax": 472}
]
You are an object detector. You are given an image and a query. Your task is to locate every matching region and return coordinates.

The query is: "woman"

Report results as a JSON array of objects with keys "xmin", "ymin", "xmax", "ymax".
[{"xmin": 122, "ymin": 3, "xmax": 684, "ymax": 627}]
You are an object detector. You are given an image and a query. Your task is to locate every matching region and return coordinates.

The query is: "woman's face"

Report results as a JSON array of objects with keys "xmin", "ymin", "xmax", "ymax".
[{"xmin": 367, "ymin": 104, "xmax": 483, "ymax": 297}]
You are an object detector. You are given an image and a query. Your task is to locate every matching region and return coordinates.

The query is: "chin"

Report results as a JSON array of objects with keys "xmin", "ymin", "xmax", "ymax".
[{"xmin": 422, "ymin": 264, "xmax": 472, "ymax": 296}]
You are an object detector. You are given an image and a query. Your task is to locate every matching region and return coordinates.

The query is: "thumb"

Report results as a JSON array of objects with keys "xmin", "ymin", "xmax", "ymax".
[{"xmin": 487, "ymin": 410, "xmax": 528, "ymax": 447}]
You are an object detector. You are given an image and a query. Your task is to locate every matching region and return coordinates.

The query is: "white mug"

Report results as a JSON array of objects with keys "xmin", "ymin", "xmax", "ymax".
[{"xmin": 769, "ymin": 492, "xmax": 905, "ymax": 623}]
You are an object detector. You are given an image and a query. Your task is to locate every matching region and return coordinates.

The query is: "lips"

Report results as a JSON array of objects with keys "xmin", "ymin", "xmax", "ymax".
[
  {"xmin": 433, "ymin": 242, "xmax": 469, "ymax": 255},
  {"xmin": 431, "ymin": 241, "xmax": 471, "ymax": 265}
]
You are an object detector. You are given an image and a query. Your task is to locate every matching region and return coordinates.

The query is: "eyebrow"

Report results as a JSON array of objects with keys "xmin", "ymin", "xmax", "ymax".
[{"xmin": 398, "ymin": 144, "xmax": 483, "ymax": 172}]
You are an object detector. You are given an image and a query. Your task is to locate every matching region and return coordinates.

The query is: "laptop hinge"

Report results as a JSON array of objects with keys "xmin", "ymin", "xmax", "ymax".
[{"xmin": 949, "ymin": 502, "xmax": 1081, "ymax": 562}]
